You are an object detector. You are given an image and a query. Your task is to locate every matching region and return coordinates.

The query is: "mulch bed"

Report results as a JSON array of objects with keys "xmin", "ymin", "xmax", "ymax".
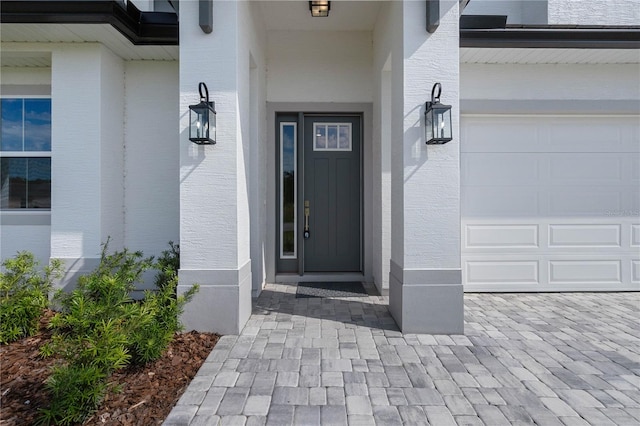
[{"xmin": 0, "ymin": 310, "xmax": 219, "ymax": 426}]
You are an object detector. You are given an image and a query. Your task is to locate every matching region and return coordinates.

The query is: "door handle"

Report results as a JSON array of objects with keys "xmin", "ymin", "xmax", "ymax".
[{"xmin": 304, "ymin": 200, "xmax": 310, "ymax": 239}]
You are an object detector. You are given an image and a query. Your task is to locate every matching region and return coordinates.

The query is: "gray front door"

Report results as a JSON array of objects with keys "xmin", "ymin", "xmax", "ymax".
[{"xmin": 303, "ymin": 115, "xmax": 361, "ymax": 272}]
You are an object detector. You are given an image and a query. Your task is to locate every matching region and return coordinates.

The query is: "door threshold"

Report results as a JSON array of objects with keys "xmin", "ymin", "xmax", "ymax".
[{"xmin": 276, "ymin": 273, "xmax": 366, "ymax": 283}]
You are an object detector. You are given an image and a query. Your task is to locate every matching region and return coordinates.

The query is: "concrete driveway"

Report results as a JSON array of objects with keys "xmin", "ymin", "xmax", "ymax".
[{"xmin": 164, "ymin": 283, "xmax": 639, "ymax": 425}]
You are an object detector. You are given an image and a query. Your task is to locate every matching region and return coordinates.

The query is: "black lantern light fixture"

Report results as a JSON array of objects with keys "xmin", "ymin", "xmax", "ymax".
[
  {"xmin": 425, "ymin": 82, "xmax": 452, "ymax": 144},
  {"xmin": 189, "ymin": 82, "xmax": 216, "ymax": 145},
  {"xmin": 309, "ymin": 1, "xmax": 330, "ymax": 17}
]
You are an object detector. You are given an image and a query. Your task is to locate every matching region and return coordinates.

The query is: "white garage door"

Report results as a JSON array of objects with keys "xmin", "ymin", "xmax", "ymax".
[{"xmin": 461, "ymin": 115, "xmax": 640, "ymax": 292}]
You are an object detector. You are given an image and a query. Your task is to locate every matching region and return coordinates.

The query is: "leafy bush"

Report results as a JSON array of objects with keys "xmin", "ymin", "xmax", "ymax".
[
  {"xmin": 0, "ymin": 252, "xmax": 62, "ymax": 344},
  {"xmin": 38, "ymin": 241, "xmax": 198, "ymax": 425},
  {"xmin": 37, "ymin": 365, "xmax": 108, "ymax": 426}
]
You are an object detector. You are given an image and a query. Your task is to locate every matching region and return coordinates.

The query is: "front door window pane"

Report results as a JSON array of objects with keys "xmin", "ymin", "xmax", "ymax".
[
  {"xmin": 314, "ymin": 123, "xmax": 352, "ymax": 151},
  {"xmin": 327, "ymin": 125, "xmax": 338, "ymax": 149},
  {"xmin": 281, "ymin": 123, "xmax": 297, "ymax": 258}
]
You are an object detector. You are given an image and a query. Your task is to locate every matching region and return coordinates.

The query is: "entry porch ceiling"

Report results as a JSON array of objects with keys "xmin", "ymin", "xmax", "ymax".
[
  {"xmin": 259, "ymin": 1, "xmax": 382, "ymax": 31},
  {"xmin": 461, "ymin": 47, "xmax": 640, "ymax": 64},
  {"xmin": 0, "ymin": 23, "xmax": 178, "ymax": 62}
]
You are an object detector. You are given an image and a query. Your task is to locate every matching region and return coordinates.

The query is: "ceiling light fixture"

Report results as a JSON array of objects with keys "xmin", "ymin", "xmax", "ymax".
[{"xmin": 309, "ymin": 1, "xmax": 330, "ymax": 17}]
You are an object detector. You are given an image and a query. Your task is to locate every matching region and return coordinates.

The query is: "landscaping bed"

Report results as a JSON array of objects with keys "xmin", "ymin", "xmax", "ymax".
[{"xmin": 0, "ymin": 310, "xmax": 218, "ymax": 426}]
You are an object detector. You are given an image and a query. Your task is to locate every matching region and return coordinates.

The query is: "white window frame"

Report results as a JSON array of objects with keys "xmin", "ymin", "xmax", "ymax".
[
  {"xmin": 313, "ymin": 122, "xmax": 352, "ymax": 151},
  {"xmin": 280, "ymin": 122, "xmax": 297, "ymax": 259},
  {"xmin": 0, "ymin": 95, "xmax": 52, "ymax": 211}
]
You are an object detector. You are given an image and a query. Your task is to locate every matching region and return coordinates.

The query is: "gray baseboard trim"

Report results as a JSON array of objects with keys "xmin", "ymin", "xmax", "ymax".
[
  {"xmin": 178, "ymin": 261, "xmax": 253, "ymax": 335},
  {"xmin": 178, "ymin": 260, "xmax": 252, "ymax": 287},
  {"xmin": 389, "ymin": 261, "xmax": 464, "ymax": 334},
  {"xmin": 390, "ymin": 260, "xmax": 462, "ymax": 285},
  {"xmin": 54, "ymin": 256, "xmax": 101, "ymax": 291}
]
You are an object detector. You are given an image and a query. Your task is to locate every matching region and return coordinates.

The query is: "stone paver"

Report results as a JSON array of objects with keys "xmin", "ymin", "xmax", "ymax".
[{"xmin": 165, "ymin": 284, "xmax": 640, "ymax": 425}]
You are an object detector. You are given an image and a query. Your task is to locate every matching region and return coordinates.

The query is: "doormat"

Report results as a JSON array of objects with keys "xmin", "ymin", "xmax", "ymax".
[{"xmin": 296, "ymin": 281, "xmax": 368, "ymax": 299}]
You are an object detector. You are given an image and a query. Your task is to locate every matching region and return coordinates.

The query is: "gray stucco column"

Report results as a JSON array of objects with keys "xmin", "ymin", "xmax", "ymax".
[{"xmin": 388, "ymin": 0, "xmax": 463, "ymax": 334}]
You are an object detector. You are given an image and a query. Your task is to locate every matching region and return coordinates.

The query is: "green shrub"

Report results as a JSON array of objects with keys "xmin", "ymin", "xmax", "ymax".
[
  {"xmin": 0, "ymin": 252, "xmax": 62, "ymax": 344},
  {"xmin": 37, "ymin": 365, "xmax": 108, "ymax": 426},
  {"xmin": 127, "ymin": 241, "xmax": 197, "ymax": 364},
  {"xmin": 39, "ymin": 241, "xmax": 197, "ymax": 425}
]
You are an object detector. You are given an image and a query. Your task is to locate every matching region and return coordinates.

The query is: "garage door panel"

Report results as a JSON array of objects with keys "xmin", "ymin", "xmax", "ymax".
[
  {"xmin": 463, "ymin": 220, "xmax": 636, "ymax": 254},
  {"xmin": 463, "ymin": 254, "xmax": 638, "ymax": 291},
  {"xmin": 548, "ymin": 121, "xmax": 624, "ymax": 152},
  {"xmin": 466, "ymin": 260, "xmax": 539, "ymax": 285},
  {"xmin": 549, "ymin": 260, "xmax": 622, "ymax": 284},
  {"xmin": 462, "ymin": 119, "xmax": 541, "ymax": 152},
  {"xmin": 632, "ymin": 193, "xmax": 640, "ymax": 214},
  {"xmin": 463, "ymin": 187, "xmax": 540, "ymax": 217},
  {"xmin": 549, "ymin": 154, "xmax": 623, "ymax": 183},
  {"xmin": 465, "ymin": 224, "xmax": 539, "ymax": 249},
  {"xmin": 632, "ymin": 225, "xmax": 640, "ymax": 247},
  {"xmin": 548, "ymin": 188, "xmax": 623, "ymax": 216},
  {"xmin": 548, "ymin": 224, "xmax": 621, "ymax": 248},
  {"xmin": 463, "ymin": 116, "xmax": 639, "ymax": 153},
  {"xmin": 461, "ymin": 114, "xmax": 639, "ymax": 292},
  {"xmin": 463, "ymin": 154, "xmax": 540, "ymax": 185}
]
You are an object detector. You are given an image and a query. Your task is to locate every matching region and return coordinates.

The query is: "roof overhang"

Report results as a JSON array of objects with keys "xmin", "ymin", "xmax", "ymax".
[
  {"xmin": 461, "ymin": 26, "xmax": 640, "ymax": 49},
  {"xmin": 0, "ymin": 1, "xmax": 178, "ymax": 46}
]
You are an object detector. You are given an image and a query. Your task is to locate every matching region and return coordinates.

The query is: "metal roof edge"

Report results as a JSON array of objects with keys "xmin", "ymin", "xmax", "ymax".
[
  {"xmin": 461, "ymin": 27, "xmax": 640, "ymax": 49},
  {"xmin": 0, "ymin": 1, "xmax": 178, "ymax": 46}
]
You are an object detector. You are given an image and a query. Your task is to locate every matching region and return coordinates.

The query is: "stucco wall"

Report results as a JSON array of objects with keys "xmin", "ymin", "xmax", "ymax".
[
  {"xmin": 400, "ymin": 0, "xmax": 461, "ymax": 270},
  {"xmin": 266, "ymin": 30, "xmax": 373, "ymax": 103},
  {"xmin": 100, "ymin": 47, "xmax": 126, "ymax": 250},
  {"xmin": 178, "ymin": 1, "xmax": 254, "ymax": 333},
  {"xmin": 238, "ymin": 1, "xmax": 268, "ymax": 294},
  {"xmin": 548, "ymin": 0, "xmax": 640, "ymax": 25},
  {"xmin": 389, "ymin": 0, "xmax": 463, "ymax": 334},
  {"xmin": 461, "ymin": 63, "xmax": 640, "ymax": 101},
  {"xmin": 50, "ymin": 45, "xmax": 105, "ymax": 263},
  {"xmin": 1, "ymin": 216, "xmax": 51, "ymax": 263},
  {"xmin": 372, "ymin": 2, "xmax": 395, "ymax": 292},
  {"xmin": 180, "ymin": 0, "xmax": 241, "ymax": 271},
  {"xmin": 124, "ymin": 61, "xmax": 179, "ymax": 258},
  {"xmin": 1, "ymin": 52, "xmax": 179, "ymax": 273}
]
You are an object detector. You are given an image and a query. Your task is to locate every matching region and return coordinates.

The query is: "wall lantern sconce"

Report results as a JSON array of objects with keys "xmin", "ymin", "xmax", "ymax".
[
  {"xmin": 425, "ymin": 83, "xmax": 452, "ymax": 144},
  {"xmin": 309, "ymin": 1, "xmax": 330, "ymax": 17},
  {"xmin": 189, "ymin": 82, "xmax": 216, "ymax": 145}
]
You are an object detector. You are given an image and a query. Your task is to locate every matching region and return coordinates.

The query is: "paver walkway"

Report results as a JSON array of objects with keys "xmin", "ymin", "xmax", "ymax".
[{"xmin": 164, "ymin": 283, "xmax": 640, "ymax": 425}]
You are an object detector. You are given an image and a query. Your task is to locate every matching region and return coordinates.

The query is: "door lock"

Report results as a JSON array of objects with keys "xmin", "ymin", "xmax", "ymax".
[{"xmin": 304, "ymin": 200, "xmax": 310, "ymax": 239}]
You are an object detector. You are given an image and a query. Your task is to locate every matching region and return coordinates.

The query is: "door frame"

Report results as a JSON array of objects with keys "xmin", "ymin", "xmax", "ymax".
[{"xmin": 267, "ymin": 103, "xmax": 373, "ymax": 282}]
